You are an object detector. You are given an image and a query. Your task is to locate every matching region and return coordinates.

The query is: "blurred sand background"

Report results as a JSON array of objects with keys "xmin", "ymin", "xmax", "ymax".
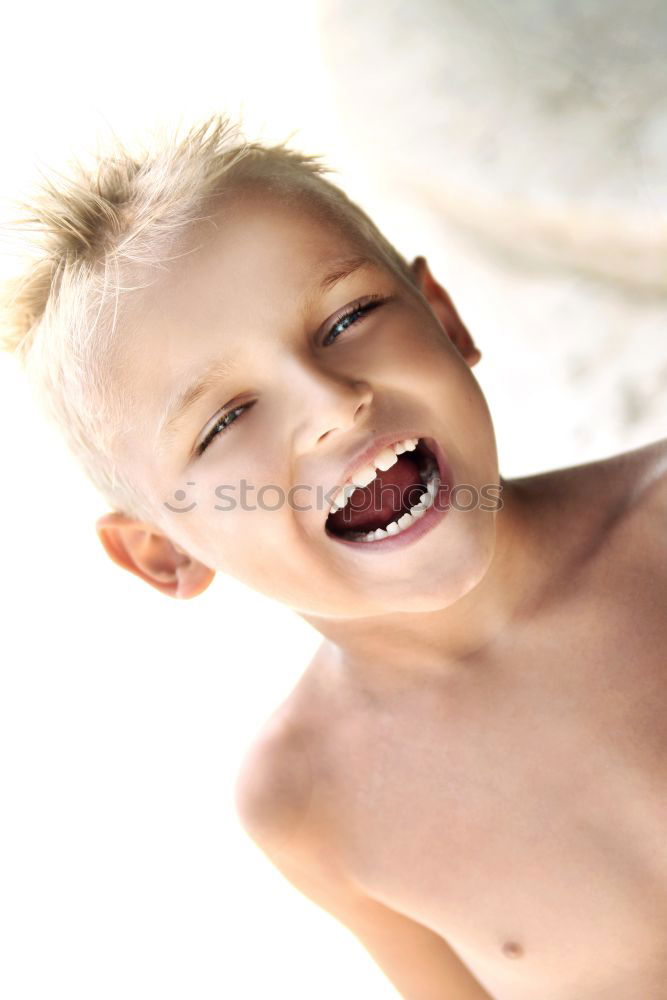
[{"xmin": 0, "ymin": 2, "xmax": 664, "ymax": 999}]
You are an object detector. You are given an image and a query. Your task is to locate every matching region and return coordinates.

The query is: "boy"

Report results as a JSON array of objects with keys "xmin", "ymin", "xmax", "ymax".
[{"xmin": 2, "ymin": 113, "xmax": 666, "ymax": 999}]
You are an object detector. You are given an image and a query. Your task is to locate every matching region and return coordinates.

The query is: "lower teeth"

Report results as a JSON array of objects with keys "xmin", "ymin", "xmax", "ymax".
[{"xmin": 340, "ymin": 465, "xmax": 440, "ymax": 543}]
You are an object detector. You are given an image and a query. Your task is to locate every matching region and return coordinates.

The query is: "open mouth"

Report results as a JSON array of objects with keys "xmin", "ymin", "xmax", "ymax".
[{"xmin": 325, "ymin": 436, "xmax": 449, "ymax": 544}]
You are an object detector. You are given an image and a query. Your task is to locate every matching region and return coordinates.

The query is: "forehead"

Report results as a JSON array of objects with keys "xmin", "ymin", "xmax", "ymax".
[{"xmin": 143, "ymin": 187, "xmax": 376, "ymax": 333}]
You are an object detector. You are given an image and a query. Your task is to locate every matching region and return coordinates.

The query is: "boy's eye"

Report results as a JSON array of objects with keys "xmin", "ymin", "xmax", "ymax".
[
  {"xmin": 194, "ymin": 295, "xmax": 387, "ymax": 458},
  {"xmin": 196, "ymin": 402, "xmax": 251, "ymax": 457},
  {"xmin": 322, "ymin": 294, "xmax": 386, "ymax": 347}
]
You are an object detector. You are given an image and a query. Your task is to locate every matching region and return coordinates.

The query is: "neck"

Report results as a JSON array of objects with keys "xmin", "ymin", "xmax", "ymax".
[{"xmin": 299, "ymin": 475, "xmax": 560, "ymax": 692}]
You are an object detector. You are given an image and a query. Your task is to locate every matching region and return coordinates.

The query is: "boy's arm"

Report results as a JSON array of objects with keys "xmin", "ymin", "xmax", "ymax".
[{"xmin": 234, "ymin": 729, "xmax": 493, "ymax": 1000}]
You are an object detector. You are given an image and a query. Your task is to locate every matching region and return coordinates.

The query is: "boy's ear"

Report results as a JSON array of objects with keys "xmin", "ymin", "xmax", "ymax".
[
  {"xmin": 95, "ymin": 512, "xmax": 215, "ymax": 600},
  {"xmin": 410, "ymin": 256, "xmax": 482, "ymax": 366}
]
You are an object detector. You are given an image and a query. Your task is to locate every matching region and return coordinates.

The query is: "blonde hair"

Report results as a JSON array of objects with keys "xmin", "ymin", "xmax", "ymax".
[{"xmin": 0, "ymin": 112, "xmax": 416, "ymax": 527}]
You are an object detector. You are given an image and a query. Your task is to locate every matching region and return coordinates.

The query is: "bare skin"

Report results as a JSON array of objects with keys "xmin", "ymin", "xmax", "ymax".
[
  {"xmin": 92, "ymin": 188, "xmax": 667, "ymax": 998},
  {"xmin": 268, "ymin": 439, "xmax": 667, "ymax": 1000}
]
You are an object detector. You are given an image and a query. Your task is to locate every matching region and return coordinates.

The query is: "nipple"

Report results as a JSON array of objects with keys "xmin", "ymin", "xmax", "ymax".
[{"xmin": 501, "ymin": 940, "xmax": 524, "ymax": 959}]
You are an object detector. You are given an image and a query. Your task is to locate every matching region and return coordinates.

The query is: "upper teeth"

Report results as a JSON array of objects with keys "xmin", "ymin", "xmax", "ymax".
[{"xmin": 329, "ymin": 437, "xmax": 418, "ymax": 513}]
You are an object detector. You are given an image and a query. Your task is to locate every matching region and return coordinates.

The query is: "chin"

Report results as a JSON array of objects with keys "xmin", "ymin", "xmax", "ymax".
[{"xmin": 368, "ymin": 511, "xmax": 499, "ymax": 615}]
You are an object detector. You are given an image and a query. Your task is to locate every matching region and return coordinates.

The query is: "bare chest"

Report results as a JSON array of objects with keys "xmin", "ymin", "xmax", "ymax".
[{"xmin": 315, "ymin": 526, "xmax": 667, "ymax": 997}]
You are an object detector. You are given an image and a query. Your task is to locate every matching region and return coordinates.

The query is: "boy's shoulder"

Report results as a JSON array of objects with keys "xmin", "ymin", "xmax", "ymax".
[
  {"xmin": 626, "ymin": 436, "xmax": 667, "ymax": 509},
  {"xmin": 557, "ymin": 436, "xmax": 667, "ymax": 582},
  {"xmin": 526, "ymin": 436, "xmax": 667, "ymax": 635},
  {"xmin": 591, "ymin": 436, "xmax": 667, "ymax": 543},
  {"xmin": 233, "ymin": 705, "xmax": 313, "ymax": 856},
  {"xmin": 534, "ymin": 435, "xmax": 667, "ymax": 509},
  {"xmin": 528, "ymin": 436, "xmax": 667, "ymax": 550},
  {"xmin": 592, "ymin": 435, "xmax": 667, "ymax": 503},
  {"xmin": 233, "ymin": 644, "xmax": 339, "ymax": 857}
]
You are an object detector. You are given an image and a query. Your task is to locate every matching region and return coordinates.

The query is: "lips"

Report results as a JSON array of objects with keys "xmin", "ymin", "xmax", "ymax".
[
  {"xmin": 324, "ymin": 434, "xmax": 451, "ymax": 541},
  {"xmin": 326, "ymin": 431, "xmax": 426, "ymax": 520},
  {"xmin": 325, "ymin": 435, "xmax": 453, "ymax": 551},
  {"xmin": 326, "ymin": 446, "xmax": 426, "ymax": 534}
]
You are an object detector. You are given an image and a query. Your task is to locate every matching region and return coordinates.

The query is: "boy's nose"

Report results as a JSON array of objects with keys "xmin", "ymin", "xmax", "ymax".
[{"xmin": 289, "ymin": 361, "xmax": 374, "ymax": 452}]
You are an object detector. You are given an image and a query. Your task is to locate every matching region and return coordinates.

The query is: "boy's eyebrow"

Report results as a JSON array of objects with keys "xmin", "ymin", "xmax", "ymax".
[
  {"xmin": 301, "ymin": 252, "xmax": 376, "ymax": 310},
  {"xmin": 156, "ymin": 253, "xmax": 377, "ymax": 449}
]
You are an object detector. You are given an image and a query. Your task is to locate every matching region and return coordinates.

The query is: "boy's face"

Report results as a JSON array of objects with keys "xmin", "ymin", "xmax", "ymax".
[{"xmin": 119, "ymin": 188, "xmax": 499, "ymax": 616}]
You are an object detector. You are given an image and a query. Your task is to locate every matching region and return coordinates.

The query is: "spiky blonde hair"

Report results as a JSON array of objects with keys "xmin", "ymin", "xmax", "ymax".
[{"xmin": 0, "ymin": 112, "xmax": 415, "ymax": 528}]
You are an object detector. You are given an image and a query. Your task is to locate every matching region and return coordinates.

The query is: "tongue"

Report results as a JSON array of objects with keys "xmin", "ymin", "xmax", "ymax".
[{"xmin": 328, "ymin": 453, "xmax": 426, "ymax": 533}]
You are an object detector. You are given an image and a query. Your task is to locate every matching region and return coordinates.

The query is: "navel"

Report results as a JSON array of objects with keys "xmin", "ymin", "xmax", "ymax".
[{"xmin": 501, "ymin": 940, "xmax": 524, "ymax": 959}]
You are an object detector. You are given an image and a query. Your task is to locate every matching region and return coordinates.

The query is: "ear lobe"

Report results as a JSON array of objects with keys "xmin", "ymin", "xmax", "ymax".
[
  {"xmin": 410, "ymin": 256, "xmax": 482, "ymax": 367},
  {"xmin": 95, "ymin": 512, "xmax": 215, "ymax": 599}
]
